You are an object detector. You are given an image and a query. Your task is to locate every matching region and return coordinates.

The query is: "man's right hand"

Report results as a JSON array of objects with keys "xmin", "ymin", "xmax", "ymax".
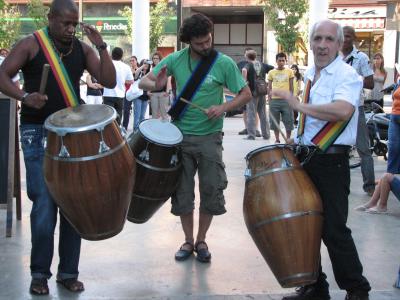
[{"xmin": 23, "ymin": 92, "xmax": 47, "ymax": 109}]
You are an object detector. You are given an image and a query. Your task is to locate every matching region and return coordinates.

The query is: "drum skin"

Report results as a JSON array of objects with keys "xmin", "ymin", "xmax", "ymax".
[
  {"xmin": 44, "ymin": 119, "xmax": 135, "ymax": 241},
  {"xmin": 243, "ymin": 145, "xmax": 323, "ymax": 288},
  {"xmin": 127, "ymin": 130, "xmax": 181, "ymax": 224}
]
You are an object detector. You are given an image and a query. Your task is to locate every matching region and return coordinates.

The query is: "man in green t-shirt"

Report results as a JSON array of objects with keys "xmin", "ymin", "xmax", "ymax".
[{"xmin": 140, "ymin": 13, "xmax": 251, "ymax": 263}]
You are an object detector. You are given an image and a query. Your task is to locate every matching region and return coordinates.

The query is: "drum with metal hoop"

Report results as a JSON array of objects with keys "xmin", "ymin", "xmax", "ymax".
[
  {"xmin": 44, "ymin": 104, "xmax": 135, "ymax": 241},
  {"xmin": 127, "ymin": 119, "xmax": 182, "ymax": 224},
  {"xmin": 243, "ymin": 144, "xmax": 323, "ymax": 288}
]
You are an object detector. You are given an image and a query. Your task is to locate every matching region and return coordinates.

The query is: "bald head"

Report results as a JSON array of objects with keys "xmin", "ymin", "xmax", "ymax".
[
  {"xmin": 49, "ymin": 0, "xmax": 78, "ymax": 16},
  {"xmin": 310, "ymin": 19, "xmax": 343, "ymax": 47}
]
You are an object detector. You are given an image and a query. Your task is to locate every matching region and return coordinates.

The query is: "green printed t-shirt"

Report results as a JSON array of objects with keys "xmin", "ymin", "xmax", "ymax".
[{"xmin": 152, "ymin": 48, "xmax": 246, "ymax": 135}]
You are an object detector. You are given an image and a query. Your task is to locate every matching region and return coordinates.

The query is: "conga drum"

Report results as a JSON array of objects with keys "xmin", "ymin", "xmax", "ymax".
[
  {"xmin": 44, "ymin": 104, "xmax": 135, "ymax": 241},
  {"xmin": 243, "ymin": 145, "xmax": 323, "ymax": 288},
  {"xmin": 127, "ymin": 119, "xmax": 182, "ymax": 223}
]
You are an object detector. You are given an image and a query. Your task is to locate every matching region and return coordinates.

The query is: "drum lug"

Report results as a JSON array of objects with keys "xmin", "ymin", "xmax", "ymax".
[
  {"xmin": 170, "ymin": 154, "xmax": 178, "ymax": 166},
  {"xmin": 139, "ymin": 149, "xmax": 150, "ymax": 162},
  {"xmin": 58, "ymin": 136, "xmax": 70, "ymax": 157},
  {"xmin": 42, "ymin": 137, "xmax": 47, "ymax": 149},
  {"xmin": 119, "ymin": 126, "xmax": 127, "ymax": 138},
  {"xmin": 244, "ymin": 168, "xmax": 251, "ymax": 179},
  {"xmin": 98, "ymin": 130, "xmax": 111, "ymax": 154}
]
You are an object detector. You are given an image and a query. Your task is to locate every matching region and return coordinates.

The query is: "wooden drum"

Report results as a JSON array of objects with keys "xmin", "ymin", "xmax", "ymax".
[
  {"xmin": 44, "ymin": 104, "xmax": 136, "ymax": 241},
  {"xmin": 243, "ymin": 145, "xmax": 323, "ymax": 288},
  {"xmin": 127, "ymin": 119, "xmax": 182, "ymax": 224}
]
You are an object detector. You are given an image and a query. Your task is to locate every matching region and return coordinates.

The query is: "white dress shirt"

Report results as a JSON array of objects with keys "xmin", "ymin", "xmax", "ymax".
[{"xmin": 295, "ymin": 55, "xmax": 363, "ymax": 146}]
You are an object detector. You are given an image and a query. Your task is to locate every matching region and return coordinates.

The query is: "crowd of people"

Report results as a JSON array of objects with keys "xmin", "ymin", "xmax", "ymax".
[{"xmin": 0, "ymin": 0, "xmax": 400, "ymax": 298}]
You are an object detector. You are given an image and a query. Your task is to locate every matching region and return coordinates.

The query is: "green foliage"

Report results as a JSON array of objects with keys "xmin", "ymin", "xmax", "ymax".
[
  {"xmin": 27, "ymin": 0, "xmax": 49, "ymax": 30},
  {"xmin": 118, "ymin": 0, "xmax": 175, "ymax": 52},
  {"xmin": 149, "ymin": 0, "xmax": 174, "ymax": 52},
  {"xmin": 0, "ymin": 3, "xmax": 21, "ymax": 49},
  {"xmin": 261, "ymin": 0, "xmax": 308, "ymax": 54}
]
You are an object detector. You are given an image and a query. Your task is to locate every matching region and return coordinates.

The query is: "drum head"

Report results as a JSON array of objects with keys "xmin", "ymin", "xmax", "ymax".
[
  {"xmin": 245, "ymin": 144, "xmax": 293, "ymax": 161},
  {"xmin": 139, "ymin": 119, "xmax": 183, "ymax": 145},
  {"xmin": 44, "ymin": 104, "xmax": 116, "ymax": 136}
]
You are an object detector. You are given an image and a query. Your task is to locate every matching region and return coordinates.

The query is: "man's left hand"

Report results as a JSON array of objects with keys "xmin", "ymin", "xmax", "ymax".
[
  {"xmin": 206, "ymin": 105, "xmax": 225, "ymax": 119},
  {"xmin": 80, "ymin": 22, "xmax": 104, "ymax": 48}
]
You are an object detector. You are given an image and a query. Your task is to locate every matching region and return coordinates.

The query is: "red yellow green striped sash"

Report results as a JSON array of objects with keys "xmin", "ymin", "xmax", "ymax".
[
  {"xmin": 33, "ymin": 28, "xmax": 79, "ymax": 107},
  {"xmin": 297, "ymin": 79, "xmax": 351, "ymax": 152}
]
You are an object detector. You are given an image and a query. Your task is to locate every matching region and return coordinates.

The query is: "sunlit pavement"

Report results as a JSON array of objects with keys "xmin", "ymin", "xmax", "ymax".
[{"xmin": 1, "ymin": 112, "xmax": 399, "ymax": 300}]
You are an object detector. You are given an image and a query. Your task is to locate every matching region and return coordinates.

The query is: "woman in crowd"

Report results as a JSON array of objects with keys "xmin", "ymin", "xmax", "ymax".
[
  {"xmin": 369, "ymin": 53, "xmax": 387, "ymax": 110},
  {"xmin": 149, "ymin": 52, "xmax": 170, "ymax": 121},
  {"xmin": 122, "ymin": 55, "xmax": 139, "ymax": 130},
  {"xmin": 290, "ymin": 64, "xmax": 302, "ymax": 125},
  {"xmin": 86, "ymin": 74, "xmax": 103, "ymax": 105},
  {"xmin": 133, "ymin": 59, "xmax": 151, "ymax": 130}
]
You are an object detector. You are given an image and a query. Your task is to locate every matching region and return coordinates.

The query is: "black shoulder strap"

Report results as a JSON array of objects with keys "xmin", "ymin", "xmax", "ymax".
[{"xmin": 168, "ymin": 49, "xmax": 218, "ymax": 120}]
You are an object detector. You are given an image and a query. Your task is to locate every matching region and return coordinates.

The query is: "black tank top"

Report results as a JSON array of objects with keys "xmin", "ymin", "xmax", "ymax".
[{"xmin": 21, "ymin": 35, "xmax": 86, "ymax": 124}]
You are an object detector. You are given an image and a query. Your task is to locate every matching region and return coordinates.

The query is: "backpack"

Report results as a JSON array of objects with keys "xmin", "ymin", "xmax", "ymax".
[{"xmin": 253, "ymin": 61, "xmax": 268, "ymax": 96}]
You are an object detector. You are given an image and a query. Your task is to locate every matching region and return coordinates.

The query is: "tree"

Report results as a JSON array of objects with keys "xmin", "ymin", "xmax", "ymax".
[
  {"xmin": 27, "ymin": 0, "xmax": 49, "ymax": 30},
  {"xmin": 261, "ymin": 0, "xmax": 308, "ymax": 54},
  {"xmin": 118, "ymin": 0, "xmax": 175, "ymax": 52},
  {"xmin": 0, "ymin": 2, "xmax": 21, "ymax": 49}
]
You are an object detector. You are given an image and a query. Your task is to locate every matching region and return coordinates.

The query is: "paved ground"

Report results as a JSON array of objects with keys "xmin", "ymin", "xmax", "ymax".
[{"xmin": 1, "ymin": 110, "xmax": 400, "ymax": 300}]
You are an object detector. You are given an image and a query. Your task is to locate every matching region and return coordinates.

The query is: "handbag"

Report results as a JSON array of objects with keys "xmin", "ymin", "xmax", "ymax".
[{"xmin": 126, "ymin": 80, "xmax": 143, "ymax": 101}]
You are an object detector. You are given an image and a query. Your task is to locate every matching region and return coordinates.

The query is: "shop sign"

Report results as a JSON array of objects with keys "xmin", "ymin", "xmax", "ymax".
[
  {"xmin": 84, "ymin": 19, "xmax": 129, "ymax": 34},
  {"xmin": 329, "ymin": 6, "xmax": 386, "ymax": 30}
]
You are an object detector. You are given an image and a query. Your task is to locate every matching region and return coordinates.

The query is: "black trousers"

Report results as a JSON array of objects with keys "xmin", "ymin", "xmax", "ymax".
[
  {"xmin": 122, "ymin": 98, "xmax": 133, "ymax": 129},
  {"xmin": 303, "ymin": 153, "xmax": 371, "ymax": 292},
  {"xmin": 103, "ymin": 96, "xmax": 124, "ymax": 125}
]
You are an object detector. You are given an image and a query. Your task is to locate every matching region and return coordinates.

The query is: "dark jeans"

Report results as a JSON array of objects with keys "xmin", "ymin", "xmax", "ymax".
[
  {"xmin": 122, "ymin": 98, "xmax": 133, "ymax": 130},
  {"xmin": 20, "ymin": 124, "xmax": 81, "ymax": 280},
  {"xmin": 303, "ymin": 153, "xmax": 371, "ymax": 293},
  {"xmin": 103, "ymin": 96, "xmax": 124, "ymax": 125}
]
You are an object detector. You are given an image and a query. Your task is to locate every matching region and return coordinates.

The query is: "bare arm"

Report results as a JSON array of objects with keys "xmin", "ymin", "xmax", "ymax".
[
  {"xmin": 207, "ymin": 86, "xmax": 252, "ymax": 119},
  {"xmin": 289, "ymin": 77, "xmax": 294, "ymax": 94},
  {"xmin": 272, "ymin": 89, "xmax": 354, "ymax": 122},
  {"xmin": 0, "ymin": 36, "xmax": 47, "ymax": 109},
  {"xmin": 139, "ymin": 66, "xmax": 168, "ymax": 91},
  {"xmin": 80, "ymin": 23, "xmax": 116, "ymax": 88},
  {"xmin": 267, "ymin": 80, "xmax": 273, "ymax": 100},
  {"xmin": 363, "ymin": 74, "xmax": 374, "ymax": 90}
]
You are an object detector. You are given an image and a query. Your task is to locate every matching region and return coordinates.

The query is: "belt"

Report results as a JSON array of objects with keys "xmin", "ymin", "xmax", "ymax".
[{"xmin": 309, "ymin": 145, "xmax": 351, "ymax": 155}]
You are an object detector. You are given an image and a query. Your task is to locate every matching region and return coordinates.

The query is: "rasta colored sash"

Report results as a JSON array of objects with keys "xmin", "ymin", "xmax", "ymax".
[
  {"xmin": 297, "ymin": 79, "xmax": 352, "ymax": 152},
  {"xmin": 34, "ymin": 28, "xmax": 79, "ymax": 107},
  {"xmin": 168, "ymin": 49, "xmax": 219, "ymax": 120}
]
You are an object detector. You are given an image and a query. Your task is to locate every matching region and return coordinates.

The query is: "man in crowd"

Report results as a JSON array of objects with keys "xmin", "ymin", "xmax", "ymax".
[
  {"xmin": 273, "ymin": 19, "xmax": 371, "ymax": 300},
  {"xmin": 0, "ymin": 0, "xmax": 116, "ymax": 295},
  {"xmin": 342, "ymin": 25, "xmax": 375, "ymax": 196},
  {"xmin": 139, "ymin": 13, "xmax": 251, "ymax": 263}
]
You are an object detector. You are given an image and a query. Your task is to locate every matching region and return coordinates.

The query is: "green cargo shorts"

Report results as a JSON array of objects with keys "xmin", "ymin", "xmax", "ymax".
[
  {"xmin": 171, "ymin": 132, "xmax": 228, "ymax": 216},
  {"xmin": 269, "ymin": 99, "xmax": 294, "ymax": 131}
]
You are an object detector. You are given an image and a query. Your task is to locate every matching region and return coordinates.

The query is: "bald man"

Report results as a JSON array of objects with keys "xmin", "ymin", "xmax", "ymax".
[
  {"xmin": 0, "ymin": 0, "xmax": 116, "ymax": 295},
  {"xmin": 274, "ymin": 20, "xmax": 371, "ymax": 300}
]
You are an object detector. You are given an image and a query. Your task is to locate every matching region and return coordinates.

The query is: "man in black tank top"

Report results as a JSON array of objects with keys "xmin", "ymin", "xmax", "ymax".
[{"xmin": 0, "ymin": 0, "xmax": 116, "ymax": 296}]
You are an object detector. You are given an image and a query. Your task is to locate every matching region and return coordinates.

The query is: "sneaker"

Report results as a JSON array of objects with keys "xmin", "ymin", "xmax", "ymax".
[
  {"xmin": 345, "ymin": 290, "xmax": 369, "ymax": 300},
  {"xmin": 263, "ymin": 135, "xmax": 270, "ymax": 140},
  {"xmin": 238, "ymin": 128, "xmax": 247, "ymax": 135},
  {"xmin": 282, "ymin": 285, "xmax": 330, "ymax": 300},
  {"xmin": 256, "ymin": 130, "xmax": 262, "ymax": 137}
]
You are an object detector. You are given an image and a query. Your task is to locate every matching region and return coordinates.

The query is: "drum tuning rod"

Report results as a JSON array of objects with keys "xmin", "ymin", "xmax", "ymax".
[
  {"xmin": 269, "ymin": 113, "xmax": 288, "ymax": 144},
  {"xmin": 39, "ymin": 64, "xmax": 50, "ymax": 94},
  {"xmin": 179, "ymin": 97, "xmax": 209, "ymax": 114}
]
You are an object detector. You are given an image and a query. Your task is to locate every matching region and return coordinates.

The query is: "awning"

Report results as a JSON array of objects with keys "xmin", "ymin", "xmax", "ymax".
[{"xmin": 333, "ymin": 17, "xmax": 385, "ymax": 30}]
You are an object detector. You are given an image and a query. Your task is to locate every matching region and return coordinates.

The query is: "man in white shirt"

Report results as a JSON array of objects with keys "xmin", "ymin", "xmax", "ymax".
[
  {"xmin": 274, "ymin": 20, "xmax": 371, "ymax": 300},
  {"xmin": 103, "ymin": 47, "xmax": 133, "ymax": 124},
  {"xmin": 342, "ymin": 26, "xmax": 375, "ymax": 196}
]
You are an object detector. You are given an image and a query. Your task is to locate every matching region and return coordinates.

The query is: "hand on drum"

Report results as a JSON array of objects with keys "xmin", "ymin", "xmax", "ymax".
[
  {"xmin": 272, "ymin": 89, "xmax": 300, "ymax": 111},
  {"xmin": 23, "ymin": 92, "xmax": 47, "ymax": 109}
]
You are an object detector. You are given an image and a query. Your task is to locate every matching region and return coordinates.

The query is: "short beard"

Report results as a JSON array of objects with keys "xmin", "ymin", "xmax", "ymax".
[{"xmin": 190, "ymin": 46, "xmax": 212, "ymax": 58}]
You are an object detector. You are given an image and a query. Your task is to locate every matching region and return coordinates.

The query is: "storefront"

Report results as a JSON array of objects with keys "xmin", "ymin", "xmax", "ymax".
[{"xmin": 329, "ymin": 5, "xmax": 386, "ymax": 58}]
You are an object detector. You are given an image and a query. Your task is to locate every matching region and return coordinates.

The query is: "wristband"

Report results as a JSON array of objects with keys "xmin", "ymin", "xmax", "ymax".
[
  {"xmin": 96, "ymin": 42, "xmax": 107, "ymax": 52},
  {"xmin": 20, "ymin": 92, "xmax": 29, "ymax": 103}
]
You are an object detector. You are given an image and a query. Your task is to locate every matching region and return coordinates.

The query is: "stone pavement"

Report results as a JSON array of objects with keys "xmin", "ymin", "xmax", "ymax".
[{"xmin": 1, "ymin": 114, "xmax": 400, "ymax": 300}]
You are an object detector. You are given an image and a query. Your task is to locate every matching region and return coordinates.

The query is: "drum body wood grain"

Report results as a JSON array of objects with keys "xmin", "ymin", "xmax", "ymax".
[
  {"xmin": 44, "ymin": 105, "xmax": 135, "ymax": 240},
  {"xmin": 127, "ymin": 119, "xmax": 182, "ymax": 224},
  {"xmin": 243, "ymin": 145, "xmax": 323, "ymax": 288}
]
